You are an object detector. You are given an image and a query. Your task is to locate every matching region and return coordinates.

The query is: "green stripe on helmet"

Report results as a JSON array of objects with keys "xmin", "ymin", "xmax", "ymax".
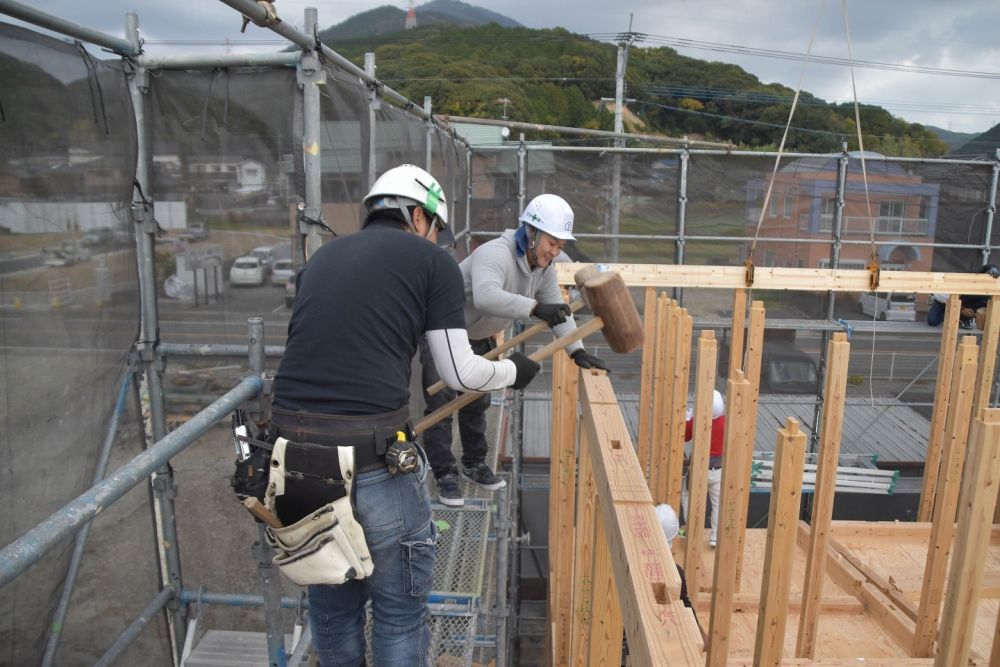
[{"xmin": 425, "ymin": 182, "xmax": 442, "ymax": 215}]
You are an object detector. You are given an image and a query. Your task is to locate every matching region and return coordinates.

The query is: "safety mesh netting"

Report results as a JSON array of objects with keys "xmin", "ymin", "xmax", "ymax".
[{"xmin": 0, "ymin": 23, "xmax": 159, "ymax": 665}]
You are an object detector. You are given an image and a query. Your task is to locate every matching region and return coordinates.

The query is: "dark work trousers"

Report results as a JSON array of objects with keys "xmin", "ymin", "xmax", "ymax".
[{"xmin": 419, "ymin": 336, "xmax": 496, "ymax": 479}]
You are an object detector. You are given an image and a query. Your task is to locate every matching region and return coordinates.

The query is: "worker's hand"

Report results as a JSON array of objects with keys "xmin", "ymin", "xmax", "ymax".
[
  {"xmin": 507, "ymin": 352, "xmax": 541, "ymax": 390},
  {"xmin": 987, "ymin": 265, "xmax": 1000, "ymax": 279},
  {"xmin": 532, "ymin": 302, "xmax": 572, "ymax": 327},
  {"xmin": 571, "ymin": 349, "xmax": 611, "ymax": 372}
]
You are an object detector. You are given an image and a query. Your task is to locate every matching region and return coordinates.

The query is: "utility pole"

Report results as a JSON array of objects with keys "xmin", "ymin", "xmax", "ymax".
[{"xmin": 608, "ymin": 15, "xmax": 635, "ymax": 262}]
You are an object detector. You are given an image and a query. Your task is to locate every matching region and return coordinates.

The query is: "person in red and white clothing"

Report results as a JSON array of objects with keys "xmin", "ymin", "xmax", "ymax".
[{"xmin": 681, "ymin": 390, "xmax": 725, "ymax": 547}]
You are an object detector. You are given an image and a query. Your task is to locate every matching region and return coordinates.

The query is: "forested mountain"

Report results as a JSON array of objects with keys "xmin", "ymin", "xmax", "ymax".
[
  {"xmin": 321, "ymin": 20, "xmax": 948, "ymax": 156},
  {"xmin": 952, "ymin": 123, "xmax": 1000, "ymax": 157}
]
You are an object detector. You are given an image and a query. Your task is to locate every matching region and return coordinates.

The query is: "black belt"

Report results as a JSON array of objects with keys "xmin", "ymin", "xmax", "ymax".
[
  {"xmin": 271, "ymin": 406, "xmax": 411, "ymax": 472},
  {"xmin": 708, "ymin": 456, "xmax": 723, "ymax": 470}
]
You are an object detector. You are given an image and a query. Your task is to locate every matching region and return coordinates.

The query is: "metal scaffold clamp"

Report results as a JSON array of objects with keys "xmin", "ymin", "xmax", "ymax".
[
  {"xmin": 240, "ymin": 1, "xmax": 280, "ymax": 33},
  {"xmin": 866, "ymin": 255, "xmax": 881, "ymax": 291},
  {"xmin": 744, "ymin": 257, "xmax": 755, "ymax": 288}
]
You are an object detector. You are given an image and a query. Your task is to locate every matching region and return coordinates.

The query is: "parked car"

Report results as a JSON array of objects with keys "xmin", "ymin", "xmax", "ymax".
[
  {"xmin": 249, "ymin": 246, "xmax": 275, "ymax": 274},
  {"xmin": 82, "ymin": 227, "xmax": 115, "ymax": 247},
  {"xmin": 44, "ymin": 240, "xmax": 91, "ymax": 267},
  {"xmin": 229, "ymin": 256, "xmax": 266, "ymax": 286},
  {"xmin": 284, "ymin": 269, "xmax": 301, "ymax": 308},
  {"xmin": 270, "ymin": 259, "xmax": 295, "ymax": 287},
  {"xmin": 719, "ymin": 339, "xmax": 819, "ymax": 394},
  {"xmin": 857, "ymin": 291, "xmax": 916, "ymax": 321},
  {"xmin": 179, "ymin": 222, "xmax": 209, "ymax": 242}
]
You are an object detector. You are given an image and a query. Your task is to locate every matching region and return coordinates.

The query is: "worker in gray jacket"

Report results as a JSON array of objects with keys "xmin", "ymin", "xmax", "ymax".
[{"xmin": 421, "ymin": 193, "xmax": 610, "ymax": 506}]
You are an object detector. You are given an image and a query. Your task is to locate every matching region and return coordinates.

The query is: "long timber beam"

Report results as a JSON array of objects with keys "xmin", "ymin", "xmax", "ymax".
[{"xmin": 556, "ymin": 263, "xmax": 1000, "ymax": 295}]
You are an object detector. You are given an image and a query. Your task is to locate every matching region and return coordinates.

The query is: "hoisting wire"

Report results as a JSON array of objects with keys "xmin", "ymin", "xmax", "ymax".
[{"xmin": 745, "ymin": 0, "xmax": 826, "ymax": 290}]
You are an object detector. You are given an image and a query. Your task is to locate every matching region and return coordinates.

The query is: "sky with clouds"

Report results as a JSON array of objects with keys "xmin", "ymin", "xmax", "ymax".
[{"xmin": 10, "ymin": 0, "xmax": 1000, "ymax": 135}]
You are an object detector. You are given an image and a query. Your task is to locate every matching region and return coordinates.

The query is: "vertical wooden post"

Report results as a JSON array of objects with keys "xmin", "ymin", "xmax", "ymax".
[
  {"xmin": 729, "ymin": 288, "xmax": 747, "ymax": 379},
  {"xmin": 588, "ymin": 501, "xmax": 624, "ymax": 665},
  {"xmin": 735, "ymin": 300, "xmax": 765, "ymax": 586},
  {"xmin": 684, "ymin": 330, "xmax": 718, "ymax": 600},
  {"xmin": 991, "ymin": 606, "xmax": 1000, "ymax": 667},
  {"xmin": 754, "ymin": 417, "xmax": 806, "ymax": 667},
  {"xmin": 919, "ymin": 294, "xmax": 961, "ymax": 521},
  {"xmin": 569, "ymin": 422, "xmax": 597, "ymax": 666},
  {"xmin": 795, "ymin": 331, "xmax": 851, "ymax": 657},
  {"xmin": 547, "ymin": 351, "xmax": 578, "ymax": 666},
  {"xmin": 934, "ymin": 409, "xmax": 1000, "ymax": 667},
  {"xmin": 650, "ymin": 295, "xmax": 669, "ymax": 500},
  {"xmin": 974, "ymin": 296, "xmax": 1000, "ymax": 412},
  {"xmin": 913, "ymin": 335, "xmax": 979, "ymax": 657},
  {"xmin": 706, "ymin": 372, "xmax": 752, "ymax": 667},
  {"xmin": 636, "ymin": 287, "xmax": 658, "ymax": 479},
  {"xmin": 666, "ymin": 308, "xmax": 693, "ymax": 512}
]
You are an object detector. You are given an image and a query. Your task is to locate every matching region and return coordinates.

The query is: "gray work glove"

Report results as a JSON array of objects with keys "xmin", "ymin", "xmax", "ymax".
[
  {"xmin": 571, "ymin": 349, "xmax": 610, "ymax": 372},
  {"xmin": 532, "ymin": 302, "xmax": 572, "ymax": 327},
  {"xmin": 508, "ymin": 352, "xmax": 541, "ymax": 389}
]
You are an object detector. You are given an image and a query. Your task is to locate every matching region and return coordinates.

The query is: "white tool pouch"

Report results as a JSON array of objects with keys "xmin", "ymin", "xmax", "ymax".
[{"xmin": 264, "ymin": 438, "xmax": 374, "ymax": 585}]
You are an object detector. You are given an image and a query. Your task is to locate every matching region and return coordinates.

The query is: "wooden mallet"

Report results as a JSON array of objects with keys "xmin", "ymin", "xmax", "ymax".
[
  {"xmin": 425, "ymin": 265, "xmax": 600, "ymax": 397},
  {"xmin": 414, "ymin": 270, "xmax": 643, "ymax": 434}
]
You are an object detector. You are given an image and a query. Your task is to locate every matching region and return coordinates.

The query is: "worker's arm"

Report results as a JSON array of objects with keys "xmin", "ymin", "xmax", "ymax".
[
  {"xmin": 425, "ymin": 329, "xmax": 537, "ymax": 391},
  {"xmin": 536, "ymin": 269, "xmax": 584, "ymax": 355},
  {"xmin": 468, "ymin": 244, "xmax": 536, "ymax": 320}
]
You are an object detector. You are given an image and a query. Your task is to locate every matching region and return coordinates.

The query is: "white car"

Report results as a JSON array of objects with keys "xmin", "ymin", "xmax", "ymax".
[
  {"xmin": 249, "ymin": 246, "xmax": 275, "ymax": 274},
  {"xmin": 229, "ymin": 256, "xmax": 266, "ymax": 286},
  {"xmin": 857, "ymin": 291, "xmax": 916, "ymax": 321},
  {"xmin": 270, "ymin": 259, "xmax": 295, "ymax": 286}
]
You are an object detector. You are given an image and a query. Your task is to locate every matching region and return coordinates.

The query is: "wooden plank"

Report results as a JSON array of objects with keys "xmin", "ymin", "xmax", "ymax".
[
  {"xmin": 796, "ymin": 331, "xmax": 851, "ymax": 658},
  {"xmin": 827, "ymin": 536, "xmax": 919, "ymax": 621},
  {"xmin": 547, "ymin": 351, "xmax": 578, "ymax": 666},
  {"xmin": 727, "ymin": 659, "xmax": 976, "ymax": 666},
  {"xmin": 829, "ymin": 522, "xmax": 933, "ymax": 540},
  {"xmin": 754, "ymin": 417, "xmax": 807, "ymax": 667},
  {"xmin": 991, "ymin": 607, "xmax": 1000, "ymax": 667},
  {"xmin": 935, "ymin": 409, "xmax": 1000, "ymax": 667},
  {"xmin": 636, "ymin": 287, "xmax": 657, "ymax": 479},
  {"xmin": 973, "ymin": 296, "xmax": 1000, "ymax": 414},
  {"xmin": 650, "ymin": 295, "xmax": 670, "ymax": 502},
  {"xmin": 684, "ymin": 330, "xmax": 718, "ymax": 599},
  {"xmin": 556, "ymin": 262, "xmax": 1000, "ymax": 295},
  {"xmin": 919, "ymin": 294, "xmax": 961, "ymax": 521},
  {"xmin": 913, "ymin": 335, "xmax": 980, "ymax": 657},
  {"xmin": 579, "ymin": 372, "xmax": 701, "ymax": 666},
  {"xmin": 707, "ymin": 373, "xmax": 753, "ymax": 667},
  {"xmin": 657, "ymin": 300, "xmax": 679, "ymax": 505},
  {"xmin": 569, "ymin": 421, "xmax": 597, "ymax": 666},
  {"xmin": 729, "ymin": 288, "xmax": 747, "ymax": 379},
  {"xmin": 666, "ymin": 308, "xmax": 693, "ymax": 512},
  {"xmin": 692, "ymin": 594, "xmax": 864, "ymax": 614},
  {"xmin": 736, "ymin": 300, "xmax": 765, "ymax": 587},
  {"xmin": 588, "ymin": 502, "xmax": 624, "ymax": 666}
]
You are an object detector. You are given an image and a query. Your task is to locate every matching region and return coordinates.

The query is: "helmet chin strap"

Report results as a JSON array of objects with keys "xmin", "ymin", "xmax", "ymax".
[
  {"xmin": 400, "ymin": 204, "xmax": 434, "ymax": 239},
  {"xmin": 526, "ymin": 225, "xmax": 540, "ymax": 268}
]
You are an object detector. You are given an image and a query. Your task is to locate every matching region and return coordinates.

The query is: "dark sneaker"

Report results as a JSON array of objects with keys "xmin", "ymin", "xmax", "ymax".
[
  {"xmin": 461, "ymin": 463, "xmax": 507, "ymax": 490},
  {"xmin": 959, "ymin": 318, "xmax": 974, "ymax": 330},
  {"xmin": 436, "ymin": 472, "xmax": 464, "ymax": 507}
]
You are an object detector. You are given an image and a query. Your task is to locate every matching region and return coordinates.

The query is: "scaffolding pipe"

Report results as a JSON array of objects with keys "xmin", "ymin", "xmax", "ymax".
[
  {"xmin": 0, "ymin": 0, "xmax": 136, "ymax": 55},
  {"xmin": 675, "ymin": 147, "xmax": 690, "ymax": 303},
  {"xmin": 517, "ymin": 135, "xmax": 527, "ymax": 218},
  {"xmin": 364, "ymin": 52, "xmax": 378, "ymax": 192},
  {"xmin": 179, "ymin": 589, "xmax": 307, "ymax": 609},
  {"xmin": 93, "ymin": 585, "xmax": 177, "ymax": 667},
  {"xmin": 463, "ymin": 144, "xmax": 473, "ymax": 256},
  {"xmin": 41, "ymin": 371, "xmax": 133, "ymax": 667},
  {"xmin": 139, "ymin": 52, "xmax": 301, "ymax": 69},
  {"xmin": 160, "ymin": 343, "xmax": 286, "ymax": 358},
  {"xmin": 425, "ymin": 96, "xmax": 434, "ymax": 171},
  {"xmin": 981, "ymin": 149, "xmax": 1000, "ymax": 267},
  {"xmin": 298, "ymin": 7, "xmax": 325, "ymax": 260},
  {"xmin": 0, "ymin": 377, "xmax": 262, "ymax": 588},
  {"xmin": 495, "ymin": 486, "xmax": 510, "ymax": 667}
]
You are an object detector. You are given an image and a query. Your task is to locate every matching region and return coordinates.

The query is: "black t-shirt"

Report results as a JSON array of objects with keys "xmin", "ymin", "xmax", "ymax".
[{"xmin": 273, "ymin": 220, "xmax": 466, "ymax": 415}]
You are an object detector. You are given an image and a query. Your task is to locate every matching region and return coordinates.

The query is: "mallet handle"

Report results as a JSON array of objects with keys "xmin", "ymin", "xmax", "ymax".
[
  {"xmin": 425, "ymin": 298, "xmax": 585, "ymax": 396},
  {"xmin": 414, "ymin": 317, "xmax": 604, "ymax": 434},
  {"xmin": 243, "ymin": 497, "xmax": 283, "ymax": 529}
]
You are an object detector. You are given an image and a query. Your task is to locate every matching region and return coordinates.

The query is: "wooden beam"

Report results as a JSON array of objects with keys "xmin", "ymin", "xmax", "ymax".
[
  {"xmin": 666, "ymin": 308, "xmax": 693, "ymax": 511},
  {"xmin": 830, "ymin": 521, "xmax": 933, "ymax": 539},
  {"xmin": 729, "ymin": 288, "xmax": 747, "ymax": 379},
  {"xmin": 827, "ymin": 536, "xmax": 919, "ymax": 621},
  {"xmin": 588, "ymin": 502, "xmax": 624, "ymax": 666},
  {"xmin": 735, "ymin": 300, "xmax": 765, "ymax": 587},
  {"xmin": 727, "ymin": 659, "xmax": 984, "ymax": 666},
  {"xmin": 991, "ymin": 606, "xmax": 1000, "ymax": 667},
  {"xmin": 796, "ymin": 331, "xmax": 851, "ymax": 658},
  {"xmin": 684, "ymin": 330, "xmax": 718, "ymax": 600},
  {"xmin": 935, "ymin": 409, "xmax": 1000, "ymax": 667},
  {"xmin": 658, "ymin": 300, "xmax": 679, "ymax": 505},
  {"xmin": 636, "ymin": 287, "xmax": 657, "ymax": 479},
  {"xmin": 919, "ymin": 294, "xmax": 961, "ymax": 521},
  {"xmin": 913, "ymin": 335, "xmax": 979, "ymax": 657},
  {"xmin": 650, "ymin": 295, "xmax": 671, "ymax": 503},
  {"xmin": 754, "ymin": 418, "xmax": 807, "ymax": 667},
  {"xmin": 569, "ymin": 418, "xmax": 597, "ymax": 666},
  {"xmin": 973, "ymin": 296, "xmax": 1000, "ymax": 413},
  {"xmin": 547, "ymin": 351, "xmax": 578, "ymax": 666},
  {"xmin": 707, "ymin": 372, "xmax": 753, "ymax": 667},
  {"xmin": 693, "ymin": 593, "xmax": 864, "ymax": 614},
  {"xmin": 579, "ymin": 371, "xmax": 702, "ymax": 666},
  {"xmin": 556, "ymin": 262, "xmax": 1000, "ymax": 295}
]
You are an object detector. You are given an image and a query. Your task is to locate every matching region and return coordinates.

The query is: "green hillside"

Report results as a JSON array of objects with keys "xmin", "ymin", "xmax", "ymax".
[
  {"xmin": 953, "ymin": 122, "xmax": 1000, "ymax": 156},
  {"xmin": 322, "ymin": 22, "xmax": 948, "ymax": 157}
]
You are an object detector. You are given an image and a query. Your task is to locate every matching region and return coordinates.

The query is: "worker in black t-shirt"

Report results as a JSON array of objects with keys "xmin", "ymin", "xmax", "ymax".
[{"xmin": 271, "ymin": 164, "xmax": 539, "ymax": 667}]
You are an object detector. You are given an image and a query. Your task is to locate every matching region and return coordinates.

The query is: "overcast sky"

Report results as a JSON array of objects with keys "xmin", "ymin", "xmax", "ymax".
[{"xmin": 11, "ymin": 0, "xmax": 1000, "ymax": 135}]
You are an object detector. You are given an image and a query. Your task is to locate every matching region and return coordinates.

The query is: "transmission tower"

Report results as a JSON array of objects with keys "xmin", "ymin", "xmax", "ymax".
[{"xmin": 405, "ymin": 0, "xmax": 417, "ymax": 29}]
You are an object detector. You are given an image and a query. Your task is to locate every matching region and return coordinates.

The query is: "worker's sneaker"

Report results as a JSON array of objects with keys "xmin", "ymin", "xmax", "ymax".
[
  {"xmin": 436, "ymin": 472, "xmax": 464, "ymax": 507},
  {"xmin": 709, "ymin": 535, "xmax": 717, "ymax": 548},
  {"xmin": 461, "ymin": 463, "xmax": 507, "ymax": 490}
]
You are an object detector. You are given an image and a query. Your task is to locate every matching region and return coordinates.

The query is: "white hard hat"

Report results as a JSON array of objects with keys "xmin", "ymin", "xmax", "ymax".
[
  {"xmin": 655, "ymin": 504, "xmax": 680, "ymax": 546},
  {"xmin": 362, "ymin": 164, "xmax": 451, "ymax": 241},
  {"xmin": 932, "ymin": 293, "xmax": 949, "ymax": 304},
  {"xmin": 712, "ymin": 390, "xmax": 725, "ymax": 419},
  {"xmin": 519, "ymin": 194, "xmax": 575, "ymax": 241}
]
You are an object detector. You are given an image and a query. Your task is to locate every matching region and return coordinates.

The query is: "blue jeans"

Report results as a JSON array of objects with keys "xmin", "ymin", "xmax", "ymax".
[{"xmin": 308, "ymin": 466, "xmax": 437, "ymax": 666}]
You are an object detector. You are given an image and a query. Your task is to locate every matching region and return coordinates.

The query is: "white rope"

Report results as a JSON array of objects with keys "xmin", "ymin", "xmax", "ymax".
[{"xmin": 749, "ymin": 0, "xmax": 826, "ymax": 259}]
